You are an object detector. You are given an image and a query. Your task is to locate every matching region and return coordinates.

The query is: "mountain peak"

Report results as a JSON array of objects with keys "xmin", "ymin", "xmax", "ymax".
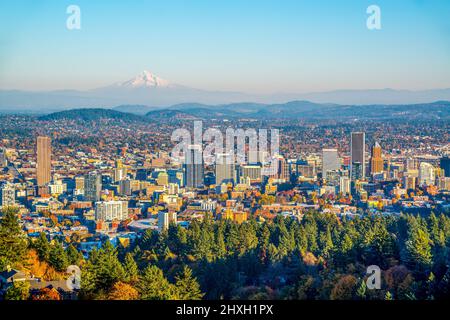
[{"xmin": 115, "ymin": 70, "xmax": 171, "ymax": 88}]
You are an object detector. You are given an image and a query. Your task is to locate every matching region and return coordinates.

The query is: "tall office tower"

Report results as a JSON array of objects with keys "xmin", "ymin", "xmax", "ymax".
[
  {"xmin": 183, "ymin": 145, "xmax": 204, "ymax": 189},
  {"xmin": 440, "ymin": 156, "xmax": 450, "ymax": 177},
  {"xmin": 267, "ymin": 155, "xmax": 288, "ymax": 180},
  {"xmin": 0, "ymin": 184, "xmax": 16, "ymax": 207},
  {"xmin": 419, "ymin": 162, "xmax": 435, "ymax": 186},
  {"xmin": 350, "ymin": 132, "xmax": 365, "ymax": 180},
  {"xmin": 351, "ymin": 162, "xmax": 363, "ymax": 181},
  {"xmin": 36, "ymin": 136, "xmax": 52, "ymax": 186},
  {"xmin": 215, "ymin": 153, "xmax": 235, "ymax": 185},
  {"xmin": 84, "ymin": 172, "xmax": 102, "ymax": 202},
  {"xmin": 95, "ymin": 200, "xmax": 128, "ymax": 222},
  {"xmin": 322, "ymin": 148, "xmax": 340, "ymax": 174},
  {"xmin": 278, "ymin": 156, "xmax": 289, "ymax": 180},
  {"xmin": 370, "ymin": 142, "xmax": 384, "ymax": 175}
]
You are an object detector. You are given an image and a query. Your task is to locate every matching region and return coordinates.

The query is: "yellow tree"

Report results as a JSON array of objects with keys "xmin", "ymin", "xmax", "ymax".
[{"xmin": 108, "ymin": 282, "xmax": 139, "ymax": 300}]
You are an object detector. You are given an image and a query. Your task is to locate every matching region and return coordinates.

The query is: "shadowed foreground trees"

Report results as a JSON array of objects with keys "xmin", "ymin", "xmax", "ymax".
[{"xmin": 2, "ymin": 206, "xmax": 450, "ymax": 300}]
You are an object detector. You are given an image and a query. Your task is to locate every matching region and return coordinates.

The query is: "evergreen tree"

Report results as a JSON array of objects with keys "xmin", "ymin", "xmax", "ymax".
[
  {"xmin": 0, "ymin": 207, "xmax": 28, "ymax": 269},
  {"xmin": 33, "ymin": 232, "xmax": 50, "ymax": 261},
  {"xmin": 175, "ymin": 266, "xmax": 204, "ymax": 300},
  {"xmin": 405, "ymin": 226, "xmax": 433, "ymax": 273},
  {"xmin": 66, "ymin": 244, "xmax": 83, "ymax": 265},
  {"xmin": 48, "ymin": 241, "xmax": 69, "ymax": 272},
  {"xmin": 137, "ymin": 265, "xmax": 175, "ymax": 300},
  {"xmin": 319, "ymin": 226, "xmax": 334, "ymax": 259},
  {"xmin": 81, "ymin": 242, "xmax": 125, "ymax": 295},
  {"xmin": 123, "ymin": 252, "xmax": 139, "ymax": 283},
  {"xmin": 95, "ymin": 241, "xmax": 126, "ymax": 289}
]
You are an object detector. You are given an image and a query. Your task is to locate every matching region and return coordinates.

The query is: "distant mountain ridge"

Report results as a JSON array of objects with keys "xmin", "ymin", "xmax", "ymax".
[
  {"xmin": 35, "ymin": 100, "xmax": 450, "ymax": 123},
  {"xmin": 144, "ymin": 100, "xmax": 450, "ymax": 120},
  {"xmin": 2, "ymin": 70, "xmax": 450, "ymax": 111}
]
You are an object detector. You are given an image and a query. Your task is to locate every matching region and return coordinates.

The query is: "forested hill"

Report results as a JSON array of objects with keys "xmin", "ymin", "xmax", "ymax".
[{"xmin": 37, "ymin": 108, "xmax": 145, "ymax": 122}]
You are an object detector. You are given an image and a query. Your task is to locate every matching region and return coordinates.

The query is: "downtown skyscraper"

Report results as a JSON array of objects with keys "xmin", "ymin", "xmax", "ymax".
[
  {"xmin": 322, "ymin": 148, "xmax": 340, "ymax": 174},
  {"xmin": 215, "ymin": 153, "xmax": 235, "ymax": 186},
  {"xmin": 183, "ymin": 145, "xmax": 204, "ymax": 189},
  {"xmin": 36, "ymin": 136, "xmax": 52, "ymax": 186},
  {"xmin": 84, "ymin": 171, "xmax": 102, "ymax": 202},
  {"xmin": 350, "ymin": 132, "xmax": 365, "ymax": 180},
  {"xmin": 370, "ymin": 142, "xmax": 384, "ymax": 175}
]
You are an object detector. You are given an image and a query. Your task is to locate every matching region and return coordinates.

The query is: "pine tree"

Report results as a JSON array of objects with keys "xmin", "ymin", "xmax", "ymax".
[
  {"xmin": 48, "ymin": 241, "xmax": 69, "ymax": 272},
  {"xmin": 137, "ymin": 265, "xmax": 175, "ymax": 300},
  {"xmin": 66, "ymin": 244, "xmax": 83, "ymax": 265},
  {"xmin": 295, "ymin": 225, "xmax": 308, "ymax": 253},
  {"xmin": 123, "ymin": 253, "xmax": 139, "ymax": 283},
  {"xmin": 215, "ymin": 225, "xmax": 227, "ymax": 259},
  {"xmin": 405, "ymin": 226, "xmax": 433, "ymax": 272},
  {"xmin": 319, "ymin": 226, "xmax": 334, "ymax": 259},
  {"xmin": 303, "ymin": 214, "xmax": 318, "ymax": 254},
  {"xmin": 337, "ymin": 232, "xmax": 353, "ymax": 266},
  {"xmin": 0, "ymin": 207, "xmax": 28, "ymax": 269},
  {"xmin": 175, "ymin": 266, "xmax": 204, "ymax": 300},
  {"xmin": 80, "ymin": 242, "xmax": 126, "ymax": 295},
  {"xmin": 33, "ymin": 232, "xmax": 50, "ymax": 261}
]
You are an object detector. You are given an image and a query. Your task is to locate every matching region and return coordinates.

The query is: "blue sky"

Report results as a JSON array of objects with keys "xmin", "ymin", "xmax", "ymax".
[{"xmin": 0, "ymin": 0, "xmax": 449, "ymax": 93}]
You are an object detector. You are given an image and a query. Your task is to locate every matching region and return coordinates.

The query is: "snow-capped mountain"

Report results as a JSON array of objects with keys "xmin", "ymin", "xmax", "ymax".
[
  {"xmin": 113, "ymin": 70, "xmax": 172, "ymax": 88},
  {"xmin": 1, "ymin": 70, "xmax": 450, "ymax": 111}
]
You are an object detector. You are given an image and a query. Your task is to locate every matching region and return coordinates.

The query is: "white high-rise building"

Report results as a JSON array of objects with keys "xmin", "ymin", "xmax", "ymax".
[
  {"xmin": 419, "ymin": 162, "xmax": 435, "ymax": 186},
  {"xmin": 322, "ymin": 149, "xmax": 340, "ymax": 175},
  {"xmin": 95, "ymin": 200, "xmax": 128, "ymax": 222},
  {"xmin": 0, "ymin": 184, "xmax": 16, "ymax": 207}
]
